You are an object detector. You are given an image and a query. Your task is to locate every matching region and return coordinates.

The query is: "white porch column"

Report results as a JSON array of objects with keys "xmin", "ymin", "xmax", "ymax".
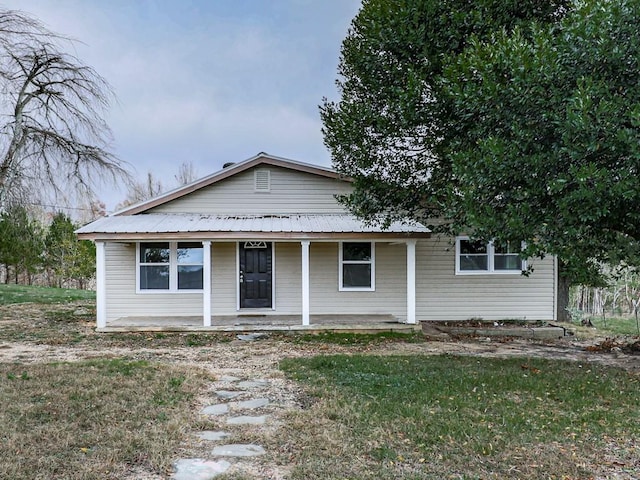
[
  {"xmin": 301, "ymin": 240, "xmax": 310, "ymax": 326},
  {"xmin": 202, "ymin": 240, "xmax": 212, "ymax": 327},
  {"xmin": 406, "ymin": 239, "xmax": 417, "ymax": 324},
  {"xmin": 95, "ymin": 240, "xmax": 106, "ymax": 329}
]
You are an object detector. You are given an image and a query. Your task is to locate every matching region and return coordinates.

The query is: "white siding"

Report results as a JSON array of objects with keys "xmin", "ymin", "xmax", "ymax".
[
  {"xmin": 104, "ymin": 237, "xmax": 555, "ymax": 323},
  {"xmin": 211, "ymin": 242, "xmax": 236, "ymax": 314},
  {"xmin": 416, "ymin": 236, "xmax": 555, "ymax": 321},
  {"xmin": 274, "ymin": 243, "xmax": 303, "ymax": 314},
  {"xmin": 104, "ymin": 242, "xmax": 202, "ymax": 321},
  {"xmin": 309, "ymin": 242, "xmax": 408, "ymax": 321},
  {"xmin": 148, "ymin": 166, "xmax": 353, "ymax": 215}
]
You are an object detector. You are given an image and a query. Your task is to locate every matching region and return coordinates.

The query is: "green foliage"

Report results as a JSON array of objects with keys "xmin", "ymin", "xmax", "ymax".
[
  {"xmin": 0, "ymin": 205, "xmax": 44, "ymax": 283},
  {"xmin": 322, "ymin": 0, "xmax": 640, "ymax": 286},
  {"xmin": 44, "ymin": 212, "xmax": 95, "ymax": 288}
]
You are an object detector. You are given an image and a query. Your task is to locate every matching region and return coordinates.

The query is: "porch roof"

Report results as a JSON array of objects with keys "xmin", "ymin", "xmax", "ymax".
[{"xmin": 76, "ymin": 213, "xmax": 430, "ymax": 240}]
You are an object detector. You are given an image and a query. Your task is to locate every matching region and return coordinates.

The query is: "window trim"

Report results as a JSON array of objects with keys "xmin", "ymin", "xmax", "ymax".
[
  {"xmin": 455, "ymin": 236, "xmax": 526, "ymax": 275},
  {"xmin": 338, "ymin": 241, "xmax": 375, "ymax": 292},
  {"xmin": 136, "ymin": 241, "xmax": 204, "ymax": 293}
]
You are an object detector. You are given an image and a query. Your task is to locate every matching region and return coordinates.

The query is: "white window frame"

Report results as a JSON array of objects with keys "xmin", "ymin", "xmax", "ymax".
[
  {"xmin": 136, "ymin": 241, "xmax": 204, "ymax": 293},
  {"xmin": 455, "ymin": 236, "xmax": 526, "ymax": 275},
  {"xmin": 339, "ymin": 241, "xmax": 375, "ymax": 291}
]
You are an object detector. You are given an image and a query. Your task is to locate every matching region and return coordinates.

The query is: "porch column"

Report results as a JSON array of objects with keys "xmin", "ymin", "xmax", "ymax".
[
  {"xmin": 406, "ymin": 239, "xmax": 417, "ymax": 324},
  {"xmin": 202, "ymin": 240, "xmax": 212, "ymax": 327},
  {"xmin": 301, "ymin": 240, "xmax": 310, "ymax": 326},
  {"xmin": 95, "ymin": 240, "xmax": 106, "ymax": 329}
]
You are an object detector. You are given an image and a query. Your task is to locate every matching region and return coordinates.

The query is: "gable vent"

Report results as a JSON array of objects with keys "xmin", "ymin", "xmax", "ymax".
[{"xmin": 254, "ymin": 169, "xmax": 271, "ymax": 192}]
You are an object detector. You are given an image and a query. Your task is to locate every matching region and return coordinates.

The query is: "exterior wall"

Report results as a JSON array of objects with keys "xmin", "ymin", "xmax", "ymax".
[
  {"xmin": 104, "ymin": 237, "xmax": 555, "ymax": 323},
  {"xmin": 148, "ymin": 166, "xmax": 353, "ymax": 215},
  {"xmin": 104, "ymin": 242, "xmax": 202, "ymax": 322},
  {"xmin": 309, "ymin": 242, "xmax": 408, "ymax": 321},
  {"xmin": 416, "ymin": 236, "xmax": 556, "ymax": 321},
  {"xmin": 211, "ymin": 242, "xmax": 236, "ymax": 314}
]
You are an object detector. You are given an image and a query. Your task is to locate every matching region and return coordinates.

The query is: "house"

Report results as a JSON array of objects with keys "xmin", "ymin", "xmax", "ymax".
[{"xmin": 76, "ymin": 153, "xmax": 557, "ymax": 331}]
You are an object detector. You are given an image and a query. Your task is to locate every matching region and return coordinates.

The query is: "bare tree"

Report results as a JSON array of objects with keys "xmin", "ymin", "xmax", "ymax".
[
  {"xmin": 0, "ymin": 9, "xmax": 129, "ymax": 207},
  {"xmin": 174, "ymin": 161, "xmax": 198, "ymax": 186},
  {"xmin": 115, "ymin": 171, "xmax": 163, "ymax": 210}
]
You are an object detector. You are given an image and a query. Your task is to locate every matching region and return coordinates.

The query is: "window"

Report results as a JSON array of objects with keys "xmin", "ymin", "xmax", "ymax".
[
  {"xmin": 139, "ymin": 242, "xmax": 170, "ymax": 289},
  {"xmin": 138, "ymin": 242, "xmax": 204, "ymax": 292},
  {"xmin": 339, "ymin": 242, "xmax": 375, "ymax": 291},
  {"xmin": 177, "ymin": 242, "xmax": 204, "ymax": 289},
  {"xmin": 455, "ymin": 237, "xmax": 525, "ymax": 274}
]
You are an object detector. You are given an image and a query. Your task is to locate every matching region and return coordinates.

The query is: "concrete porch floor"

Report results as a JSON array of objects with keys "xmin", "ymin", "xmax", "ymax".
[{"xmin": 98, "ymin": 314, "xmax": 421, "ymax": 334}]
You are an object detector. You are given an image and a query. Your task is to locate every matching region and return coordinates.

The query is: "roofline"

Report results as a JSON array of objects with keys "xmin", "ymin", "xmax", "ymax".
[
  {"xmin": 114, "ymin": 153, "xmax": 351, "ymax": 216},
  {"xmin": 77, "ymin": 231, "xmax": 431, "ymax": 241}
]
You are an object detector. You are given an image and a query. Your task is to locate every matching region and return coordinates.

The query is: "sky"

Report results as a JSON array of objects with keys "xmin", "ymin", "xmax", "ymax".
[{"xmin": 1, "ymin": 0, "xmax": 362, "ymax": 212}]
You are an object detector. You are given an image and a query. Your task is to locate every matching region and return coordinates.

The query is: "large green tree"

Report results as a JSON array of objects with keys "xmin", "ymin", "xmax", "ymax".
[{"xmin": 322, "ymin": 0, "xmax": 639, "ymax": 320}]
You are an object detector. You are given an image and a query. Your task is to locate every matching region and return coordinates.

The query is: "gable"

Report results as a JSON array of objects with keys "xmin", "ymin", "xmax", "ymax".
[{"xmin": 146, "ymin": 165, "xmax": 354, "ymax": 215}]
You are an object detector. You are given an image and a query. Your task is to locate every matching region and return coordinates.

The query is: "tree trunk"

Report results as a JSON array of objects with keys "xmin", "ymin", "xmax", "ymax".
[{"xmin": 557, "ymin": 260, "xmax": 571, "ymax": 322}]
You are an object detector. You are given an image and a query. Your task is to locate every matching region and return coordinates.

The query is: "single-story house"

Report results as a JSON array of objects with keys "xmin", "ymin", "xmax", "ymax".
[{"xmin": 76, "ymin": 153, "xmax": 557, "ymax": 331}]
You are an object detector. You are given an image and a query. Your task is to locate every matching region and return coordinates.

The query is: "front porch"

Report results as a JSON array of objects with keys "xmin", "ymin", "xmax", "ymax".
[{"xmin": 98, "ymin": 314, "xmax": 421, "ymax": 334}]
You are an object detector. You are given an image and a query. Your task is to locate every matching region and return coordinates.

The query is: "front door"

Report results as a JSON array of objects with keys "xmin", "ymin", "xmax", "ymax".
[{"xmin": 239, "ymin": 242, "xmax": 273, "ymax": 308}]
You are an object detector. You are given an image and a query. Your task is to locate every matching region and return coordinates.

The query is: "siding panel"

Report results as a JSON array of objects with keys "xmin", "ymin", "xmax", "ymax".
[
  {"xmin": 105, "ymin": 242, "xmax": 202, "ymax": 321},
  {"xmin": 149, "ymin": 166, "xmax": 353, "ymax": 215},
  {"xmin": 416, "ymin": 236, "xmax": 555, "ymax": 321}
]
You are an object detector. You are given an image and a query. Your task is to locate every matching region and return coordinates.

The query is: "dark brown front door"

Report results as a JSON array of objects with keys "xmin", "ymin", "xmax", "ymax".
[{"xmin": 239, "ymin": 242, "xmax": 272, "ymax": 308}]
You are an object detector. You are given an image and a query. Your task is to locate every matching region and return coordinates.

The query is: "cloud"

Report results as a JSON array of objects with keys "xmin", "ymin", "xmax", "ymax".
[{"xmin": 0, "ymin": 0, "xmax": 362, "ymax": 210}]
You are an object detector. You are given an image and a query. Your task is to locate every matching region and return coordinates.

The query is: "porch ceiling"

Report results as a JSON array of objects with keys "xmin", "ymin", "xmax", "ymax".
[{"xmin": 76, "ymin": 213, "xmax": 431, "ymax": 241}]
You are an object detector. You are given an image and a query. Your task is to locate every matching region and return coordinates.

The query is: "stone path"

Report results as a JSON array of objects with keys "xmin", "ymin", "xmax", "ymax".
[{"xmin": 172, "ymin": 374, "xmax": 274, "ymax": 479}]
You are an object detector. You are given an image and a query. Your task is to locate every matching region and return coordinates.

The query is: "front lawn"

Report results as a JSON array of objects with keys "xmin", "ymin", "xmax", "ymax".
[
  {"xmin": 280, "ymin": 354, "xmax": 640, "ymax": 479},
  {"xmin": 0, "ymin": 359, "xmax": 213, "ymax": 480},
  {"xmin": 0, "ymin": 283, "xmax": 95, "ymax": 304}
]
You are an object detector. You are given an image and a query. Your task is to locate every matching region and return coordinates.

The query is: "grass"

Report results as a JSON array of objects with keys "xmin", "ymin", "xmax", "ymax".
[
  {"xmin": 572, "ymin": 315, "xmax": 640, "ymax": 337},
  {"xmin": 0, "ymin": 301, "xmax": 239, "ymax": 347},
  {"xmin": 0, "ymin": 283, "xmax": 95, "ymax": 304},
  {"xmin": 279, "ymin": 354, "xmax": 640, "ymax": 479},
  {"xmin": 0, "ymin": 358, "xmax": 213, "ymax": 480}
]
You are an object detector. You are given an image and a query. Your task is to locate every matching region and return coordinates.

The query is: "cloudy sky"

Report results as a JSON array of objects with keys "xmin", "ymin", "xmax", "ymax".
[{"xmin": 2, "ymin": 0, "xmax": 362, "ymax": 211}]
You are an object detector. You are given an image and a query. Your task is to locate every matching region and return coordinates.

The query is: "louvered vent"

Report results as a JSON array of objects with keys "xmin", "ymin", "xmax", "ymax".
[{"xmin": 254, "ymin": 169, "xmax": 271, "ymax": 192}]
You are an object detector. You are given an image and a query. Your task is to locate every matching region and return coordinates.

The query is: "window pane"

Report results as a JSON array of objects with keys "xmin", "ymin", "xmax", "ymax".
[
  {"xmin": 178, "ymin": 265, "xmax": 203, "ymax": 289},
  {"xmin": 494, "ymin": 241, "xmax": 518, "ymax": 254},
  {"xmin": 140, "ymin": 242, "xmax": 170, "ymax": 263},
  {"xmin": 140, "ymin": 265, "xmax": 169, "ymax": 289},
  {"xmin": 343, "ymin": 242, "xmax": 371, "ymax": 261},
  {"xmin": 460, "ymin": 255, "xmax": 488, "ymax": 271},
  {"xmin": 460, "ymin": 239, "xmax": 486, "ymax": 255},
  {"xmin": 343, "ymin": 264, "xmax": 372, "ymax": 288},
  {"xmin": 495, "ymin": 255, "xmax": 522, "ymax": 271},
  {"xmin": 177, "ymin": 243, "xmax": 203, "ymax": 264}
]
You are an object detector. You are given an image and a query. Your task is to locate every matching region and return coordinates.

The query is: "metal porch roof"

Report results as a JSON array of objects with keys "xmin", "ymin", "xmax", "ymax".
[{"xmin": 76, "ymin": 213, "xmax": 430, "ymax": 239}]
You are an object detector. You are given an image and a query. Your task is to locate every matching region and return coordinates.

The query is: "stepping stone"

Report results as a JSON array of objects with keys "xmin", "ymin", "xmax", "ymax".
[
  {"xmin": 215, "ymin": 390, "xmax": 242, "ymax": 400},
  {"xmin": 237, "ymin": 333, "xmax": 268, "ymax": 341},
  {"xmin": 226, "ymin": 415, "xmax": 268, "ymax": 425},
  {"xmin": 233, "ymin": 398, "xmax": 269, "ymax": 410},
  {"xmin": 195, "ymin": 431, "xmax": 232, "ymax": 441},
  {"xmin": 219, "ymin": 375, "xmax": 240, "ymax": 382},
  {"xmin": 211, "ymin": 444, "xmax": 266, "ymax": 457},
  {"xmin": 172, "ymin": 458, "xmax": 231, "ymax": 479},
  {"xmin": 237, "ymin": 379, "xmax": 270, "ymax": 389},
  {"xmin": 201, "ymin": 404, "xmax": 229, "ymax": 416}
]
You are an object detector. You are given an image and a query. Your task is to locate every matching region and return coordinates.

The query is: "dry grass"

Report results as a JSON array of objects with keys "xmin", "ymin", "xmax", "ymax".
[{"xmin": 0, "ymin": 359, "xmax": 214, "ymax": 480}]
